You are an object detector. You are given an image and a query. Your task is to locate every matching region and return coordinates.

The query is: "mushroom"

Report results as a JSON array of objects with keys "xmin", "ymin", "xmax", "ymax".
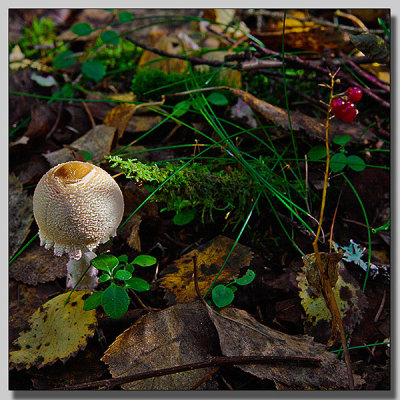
[{"xmin": 33, "ymin": 161, "xmax": 124, "ymax": 289}]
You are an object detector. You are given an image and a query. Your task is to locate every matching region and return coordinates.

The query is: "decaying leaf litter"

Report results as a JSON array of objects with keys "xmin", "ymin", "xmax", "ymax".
[{"xmin": 9, "ymin": 9, "xmax": 390, "ymax": 390}]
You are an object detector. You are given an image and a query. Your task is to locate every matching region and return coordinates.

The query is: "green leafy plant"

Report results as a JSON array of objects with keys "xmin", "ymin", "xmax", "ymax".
[
  {"xmin": 211, "ymin": 269, "xmax": 255, "ymax": 308},
  {"xmin": 308, "ymin": 135, "xmax": 366, "ymax": 173},
  {"xmin": 83, "ymin": 253, "xmax": 157, "ymax": 319}
]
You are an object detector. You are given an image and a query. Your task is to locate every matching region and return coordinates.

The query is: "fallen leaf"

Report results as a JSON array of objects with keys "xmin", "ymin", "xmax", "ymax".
[
  {"xmin": 104, "ymin": 103, "xmax": 137, "ymax": 142},
  {"xmin": 297, "ymin": 258, "xmax": 367, "ymax": 343},
  {"xmin": 9, "ymin": 240, "xmax": 68, "ymax": 285},
  {"xmin": 9, "ymin": 173, "xmax": 33, "ymax": 259},
  {"xmin": 160, "ymin": 235, "xmax": 253, "ymax": 303},
  {"xmin": 24, "ymin": 104, "xmax": 57, "ymax": 140},
  {"xmin": 101, "ymin": 301, "xmax": 219, "ymax": 390},
  {"xmin": 261, "ymin": 11, "xmax": 351, "ymax": 53},
  {"xmin": 9, "ymin": 290, "xmax": 97, "ymax": 370},
  {"xmin": 126, "ymin": 214, "xmax": 142, "ymax": 252},
  {"xmin": 43, "ymin": 124, "xmax": 116, "ymax": 166},
  {"xmin": 9, "ymin": 280, "xmax": 61, "ymax": 349},
  {"xmin": 30, "ymin": 341, "xmax": 107, "ymax": 389},
  {"xmin": 138, "ymin": 31, "xmax": 189, "ymax": 74},
  {"xmin": 201, "ymin": 9, "xmax": 250, "ymax": 39},
  {"xmin": 207, "ymin": 306, "xmax": 362, "ymax": 389}
]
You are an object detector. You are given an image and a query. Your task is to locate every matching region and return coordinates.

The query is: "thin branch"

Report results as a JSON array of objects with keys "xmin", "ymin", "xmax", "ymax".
[
  {"xmin": 55, "ymin": 355, "xmax": 321, "ymax": 390},
  {"xmin": 312, "ymin": 72, "xmax": 354, "ymax": 390},
  {"xmin": 125, "ymin": 36, "xmax": 235, "ymax": 69}
]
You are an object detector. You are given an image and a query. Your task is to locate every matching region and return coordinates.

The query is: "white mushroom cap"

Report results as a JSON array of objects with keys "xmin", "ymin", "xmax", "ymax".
[{"xmin": 33, "ymin": 161, "xmax": 124, "ymax": 260}]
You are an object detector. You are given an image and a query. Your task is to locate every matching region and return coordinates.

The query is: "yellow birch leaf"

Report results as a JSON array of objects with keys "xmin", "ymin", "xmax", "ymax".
[{"xmin": 10, "ymin": 291, "xmax": 97, "ymax": 370}]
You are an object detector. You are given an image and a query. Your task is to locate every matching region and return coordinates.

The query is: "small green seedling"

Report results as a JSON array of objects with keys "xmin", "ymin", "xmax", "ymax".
[
  {"xmin": 211, "ymin": 269, "xmax": 256, "ymax": 308},
  {"xmin": 83, "ymin": 253, "xmax": 157, "ymax": 319}
]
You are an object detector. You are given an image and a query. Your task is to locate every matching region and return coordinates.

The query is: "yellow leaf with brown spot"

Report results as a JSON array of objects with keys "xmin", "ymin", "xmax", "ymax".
[
  {"xmin": 10, "ymin": 291, "xmax": 97, "ymax": 370},
  {"xmin": 160, "ymin": 235, "xmax": 253, "ymax": 303},
  {"xmin": 297, "ymin": 258, "xmax": 367, "ymax": 343}
]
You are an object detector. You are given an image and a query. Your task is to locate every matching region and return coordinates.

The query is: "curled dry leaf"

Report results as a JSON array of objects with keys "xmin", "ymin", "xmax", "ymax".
[
  {"xmin": 101, "ymin": 301, "xmax": 219, "ymax": 390},
  {"xmin": 43, "ymin": 124, "xmax": 116, "ymax": 166},
  {"xmin": 9, "ymin": 291, "xmax": 97, "ymax": 370},
  {"xmin": 207, "ymin": 305, "xmax": 363, "ymax": 389},
  {"xmin": 9, "ymin": 240, "xmax": 68, "ymax": 286},
  {"xmin": 9, "ymin": 173, "xmax": 33, "ymax": 259},
  {"xmin": 160, "ymin": 235, "xmax": 253, "ymax": 304},
  {"xmin": 297, "ymin": 256, "xmax": 367, "ymax": 343},
  {"xmin": 104, "ymin": 103, "xmax": 137, "ymax": 142}
]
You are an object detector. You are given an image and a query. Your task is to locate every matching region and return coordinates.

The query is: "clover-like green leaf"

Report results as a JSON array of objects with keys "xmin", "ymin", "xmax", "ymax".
[
  {"xmin": 71, "ymin": 22, "xmax": 93, "ymax": 37},
  {"xmin": 330, "ymin": 152, "xmax": 347, "ymax": 173},
  {"xmin": 233, "ymin": 269, "xmax": 256, "ymax": 286},
  {"xmin": 82, "ymin": 60, "xmax": 106, "ymax": 82},
  {"xmin": 212, "ymin": 285, "xmax": 235, "ymax": 308},
  {"xmin": 346, "ymin": 155, "xmax": 366, "ymax": 172},
  {"xmin": 100, "ymin": 30, "xmax": 120, "ymax": 45}
]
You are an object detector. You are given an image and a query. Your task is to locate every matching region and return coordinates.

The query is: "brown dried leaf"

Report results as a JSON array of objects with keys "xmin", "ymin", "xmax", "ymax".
[
  {"xmin": 30, "ymin": 341, "xmax": 107, "ymax": 389},
  {"xmin": 9, "ymin": 280, "xmax": 61, "ymax": 348},
  {"xmin": 24, "ymin": 104, "xmax": 57, "ymax": 139},
  {"xmin": 138, "ymin": 32, "xmax": 189, "ymax": 74},
  {"xmin": 9, "ymin": 240, "xmax": 68, "ymax": 285},
  {"xmin": 207, "ymin": 306, "xmax": 362, "ymax": 389},
  {"xmin": 160, "ymin": 235, "xmax": 253, "ymax": 303},
  {"xmin": 126, "ymin": 214, "xmax": 142, "ymax": 252},
  {"xmin": 43, "ymin": 124, "xmax": 116, "ymax": 166},
  {"xmin": 9, "ymin": 173, "xmax": 33, "ymax": 259},
  {"xmin": 101, "ymin": 302, "xmax": 219, "ymax": 390},
  {"xmin": 302, "ymin": 252, "xmax": 342, "ymax": 296},
  {"xmin": 297, "ymin": 259, "xmax": 367, "ymax": 343},
  {"xmin": 104, "ymin": 103, "xmax": 137, "ymax": 142},
  {"xmin": 262, "ymin": 11, "xmax": 351, "ymax": 53}
]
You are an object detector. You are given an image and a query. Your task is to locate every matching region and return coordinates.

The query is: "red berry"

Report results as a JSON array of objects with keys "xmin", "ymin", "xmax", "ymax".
[
  {"xmin": 335, "ymin": 101, "xmax": 357, "ymax": 122},
  {"xmin": 330, "ymin": 97, "xmax": 346, "ymax": 116},
  {"xmin": 346, "ymin": 87, "xmax": 363, "ymax": 102}
]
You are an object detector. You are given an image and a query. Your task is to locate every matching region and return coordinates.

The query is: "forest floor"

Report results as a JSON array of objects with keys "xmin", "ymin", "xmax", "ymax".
[{"xmin": 9, "ymin": 9, "xmax": 390, "ymax": 391}]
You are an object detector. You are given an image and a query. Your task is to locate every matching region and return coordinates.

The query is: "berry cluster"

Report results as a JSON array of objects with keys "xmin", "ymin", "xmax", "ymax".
[{"xmin": 330, "ymin": 87, "xmax": 363, "ymax": 122}]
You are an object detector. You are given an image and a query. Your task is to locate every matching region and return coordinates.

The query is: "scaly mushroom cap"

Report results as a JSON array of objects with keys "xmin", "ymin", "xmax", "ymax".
[{"xmin": 33, "ymin": 161, "xmax": 124, "ymax": 260}]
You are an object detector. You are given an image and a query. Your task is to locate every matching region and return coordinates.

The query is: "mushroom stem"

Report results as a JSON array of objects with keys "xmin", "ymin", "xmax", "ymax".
[{"xmin": 66, "ymin": 249, "xmax": 98, "ymax": 290}]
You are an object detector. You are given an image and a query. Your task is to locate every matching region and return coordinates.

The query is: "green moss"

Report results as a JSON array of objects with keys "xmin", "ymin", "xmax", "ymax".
[
  {"xmin": 131, "ymin": 68, "xmax": 238, "ymax": 101},
  {"xmin": 107, "ymin": 156, "xmax": 260, "ymax": 225},
  {"xmin": 94, "ymin": 38, "xmax": 141, "ymax": 72}
]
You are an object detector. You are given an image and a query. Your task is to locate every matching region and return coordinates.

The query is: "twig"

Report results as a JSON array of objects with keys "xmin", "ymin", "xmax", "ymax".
[
  {"xmin": 55, "ymin": 355, "xmax": 320, "ymax": 390},
  {"xmin": 46, "ymin": 101, "xmax": 63, "ymax": 141},
  {"xmin": 340, "ymin": 52, "xmax": 390, "ymax": 92},
  {"xmin": 191, "ymin": 366, "xmax": 220, "ymax": 389},
  {"xmin": 374, "ymin": 290, "xmax": 386, "ymax": 323},
  {"xmin": 334, "ymin": 10, "xmax": 368, "ymax": 32},
  {"xmin": 245, "ymin": 10, "xmax": 384, "ymax": 34},
  {"xmin": 312, "ymin": 71, "xmax": 354, "ymax": 390},
  {"xmin": 193, "ymin": 255, "xmax": 208, "ymax": 308},
  {"xmin": 125, "ymin": 36, "xmax": 236, "ymax": 69},
  {"xmin": 81, "ymin": 100, "xmax": 96, "ymax": 128}
]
